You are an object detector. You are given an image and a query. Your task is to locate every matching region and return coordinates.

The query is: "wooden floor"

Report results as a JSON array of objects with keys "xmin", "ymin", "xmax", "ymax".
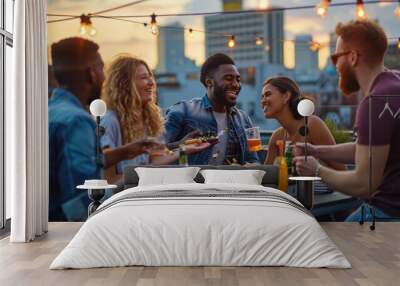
[{"xmin": 1, "ymin": 222, "xmax": 399, "ymax": 286}]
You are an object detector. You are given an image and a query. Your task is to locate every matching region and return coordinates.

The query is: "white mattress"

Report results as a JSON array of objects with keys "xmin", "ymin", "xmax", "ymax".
[{"xmin": 50, "ymin": 183, "xmax": 351, "ymax": 269}]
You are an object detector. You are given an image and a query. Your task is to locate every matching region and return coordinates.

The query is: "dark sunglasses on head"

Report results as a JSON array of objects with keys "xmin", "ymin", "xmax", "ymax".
[{"xmin": 330, "ymin": 51, "xmax": 352, "ymax": 66}]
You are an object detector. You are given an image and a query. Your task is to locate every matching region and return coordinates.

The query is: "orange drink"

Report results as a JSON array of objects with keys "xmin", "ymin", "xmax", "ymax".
[
  {"xmin": 245, "ymin": 127, "xmax": 262, "ymax": 152},
  {"xmin": 247, "ymin": 138, "xmax": 262, "ymax": 152}
]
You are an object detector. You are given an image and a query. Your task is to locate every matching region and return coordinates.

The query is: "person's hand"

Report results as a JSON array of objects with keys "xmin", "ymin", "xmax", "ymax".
[
  {"xmin": 293, "ymin": 156, "xmax": 319, "ymax": 176},
  {"xmin": 124, "ymin": 139, "xmax": 164, "ymax": 159},
  {"xmin": 184, "ymin": 141, "xmax": 212, "ymax": 155},
  {"xmin": 292, "ymin": 143, "xmax": 318, "ymax": 158}
]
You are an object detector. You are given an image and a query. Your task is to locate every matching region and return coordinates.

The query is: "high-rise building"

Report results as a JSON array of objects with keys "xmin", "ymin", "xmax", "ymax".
[
  {"xmin": 204, "ymin": 2, "xmax": 284, "ymax": 65},
  {"xmin": 294, "ymin": 34, "xmax": 319, "ymax": 78},
  {"xmin": 156, "ymin": 22, "xmax": 197, "ymax": 73}
]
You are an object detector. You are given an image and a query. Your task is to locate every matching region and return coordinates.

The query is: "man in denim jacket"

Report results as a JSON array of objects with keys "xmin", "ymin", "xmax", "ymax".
[{"xmin": 165, "ymin": 53, "xmax": 259, "ymax": 165}]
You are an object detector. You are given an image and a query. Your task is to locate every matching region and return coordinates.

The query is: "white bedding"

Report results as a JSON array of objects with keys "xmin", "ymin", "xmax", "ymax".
[{"xmin": 50, "ymin": 183, "xmax": 351, "ymax": 269}]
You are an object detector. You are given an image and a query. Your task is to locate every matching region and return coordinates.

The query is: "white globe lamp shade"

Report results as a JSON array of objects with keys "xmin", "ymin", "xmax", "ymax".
[
  {"xmin": 90, "ymin": 99, "xmax": 107, "ymax": 117},
  {"xmin": 297, "ymin": 99, "xmax": 315, "ymax": 117}
]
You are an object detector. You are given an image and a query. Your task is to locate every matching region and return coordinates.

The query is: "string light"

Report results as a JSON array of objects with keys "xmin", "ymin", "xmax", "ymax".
[
  {"xmin": 150, "ymin": 13, "xmax": 158, "ymax": 35},
  {"xmin": 49, "ymin": 1, "xmax": 400, "ymax": 44},
  {"xmin": 228, "ymin": 35, "xmax": 236, "ymax": 48},
  {"xmin": 356, "ymin": 0, "xmax": 367, "ymax": 19},
  {"xmin": 49, "ymin": 1, "xmax": 399, "ymax": 22},
  {"xmin": 316, "ymin": 0, "xmax": 331, "ymax": 17},
  {"xmin": 264, "ymin": 44, "xmax": 271, "ymax": 52},
  {"xmin": 395, "ymin": 1, "xmax": 400, "ymax": 18},
  {"xmin": 79, "ymin": 14, "xmax": 97, "ymax": 36}
]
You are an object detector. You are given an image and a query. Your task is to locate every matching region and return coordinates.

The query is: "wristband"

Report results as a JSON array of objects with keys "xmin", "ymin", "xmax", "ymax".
[{"xmin": 315, "ymin": 163, "xmax": 323, "ymax": 177}]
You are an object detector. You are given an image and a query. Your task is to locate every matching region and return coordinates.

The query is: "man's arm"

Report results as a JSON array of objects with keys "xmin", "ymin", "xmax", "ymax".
[
  {"xmin": 294, "ymin": 143, "xmax": 389, "ymax": 198},
  {"xmin": 295, "ymin": 142, "xmax": 356, "ymax": 164},
  {"xmin": 164, "ymin": 104, "xmax": 185, "ymax": 144},
  {"xmin": 316, "ymin": 142, "xmax": 356, "ymax": 164}
]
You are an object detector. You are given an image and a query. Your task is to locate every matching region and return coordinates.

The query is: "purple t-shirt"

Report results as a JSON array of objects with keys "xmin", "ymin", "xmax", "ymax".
[{"xmin": 354, "ymin": 69, "xmax": 400, "ymax": 216}]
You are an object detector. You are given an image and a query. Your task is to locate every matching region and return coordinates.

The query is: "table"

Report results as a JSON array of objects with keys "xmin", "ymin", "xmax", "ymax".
[
  {"xmin": 312, "ymin": 191, "xmax": 362, "ymax": 220},
  {"xmin": 288, "ymin": 183, "xmax": 362, "ymax": 221}
]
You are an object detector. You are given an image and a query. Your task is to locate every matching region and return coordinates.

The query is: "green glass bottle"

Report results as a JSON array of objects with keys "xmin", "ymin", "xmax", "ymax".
[{"xmin": 179, "ymin": 145, "xmax": 188, "ymax": 166}]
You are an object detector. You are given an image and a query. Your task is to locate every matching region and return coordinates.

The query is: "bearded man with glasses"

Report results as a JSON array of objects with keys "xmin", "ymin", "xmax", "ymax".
[{"xmin": 294, "ymin": 20, "xmax": 400, "ymax": 222}]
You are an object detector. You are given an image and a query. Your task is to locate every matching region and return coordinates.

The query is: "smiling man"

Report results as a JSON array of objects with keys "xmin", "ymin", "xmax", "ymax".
[{"xmin": 164, "ymin": 53, "xmax": 259, "ymax": 165}]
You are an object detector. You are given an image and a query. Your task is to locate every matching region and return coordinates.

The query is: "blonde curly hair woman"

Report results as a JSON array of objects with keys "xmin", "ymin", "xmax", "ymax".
[{"xmin": 100, "ymin": 55, "xmax": 211, "ymax": 181}]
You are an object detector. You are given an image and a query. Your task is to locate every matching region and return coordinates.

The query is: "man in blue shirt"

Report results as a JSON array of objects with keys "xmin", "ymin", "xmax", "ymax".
[
  {"xmin": 164, "ymin": 53, "xmax": 259, "ymax": 165},
  {"xmin": 49, "ymin": 38, "xmax": 105, "ymax": 221}
]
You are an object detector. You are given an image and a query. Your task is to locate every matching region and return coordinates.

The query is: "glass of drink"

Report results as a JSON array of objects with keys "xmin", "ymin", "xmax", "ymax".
[{"xmin": 245, "ymin": 127, "xmax": 262, "ymax": 152}]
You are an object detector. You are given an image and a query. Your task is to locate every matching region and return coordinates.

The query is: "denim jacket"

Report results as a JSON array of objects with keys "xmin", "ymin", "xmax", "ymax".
[
  {"xmin": 49, "ymin": 88, "xmax": 99, "ymax": 221},
  {"xmin": 164, "ymin": 94, "xmax": 259, "ymax": 165}
]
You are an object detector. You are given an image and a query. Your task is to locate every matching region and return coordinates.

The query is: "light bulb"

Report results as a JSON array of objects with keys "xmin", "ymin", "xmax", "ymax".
[
  {"xmin": 150, "ymin": 13, "xmax": 158, "ymax": 35},
  {"xmin": 397, "ymin": 38, "xmax": 400, "ymax": 50},
  {"xmin": 255, "ymin": 37, "xmax": 263, "ymax": 46},
  {"xmin": 264, "ymin": 44, "xmax": 271, "ymax": 52},
  {"xmin": 228, "ymin": 36, "xmax": 236, "ymax": 48},
  {"xmin": 316, "ymin": 0, "xmax": 329, "ymax": 17},
  {"xmin": 395, "ymin": 6, "xmax": 400, "ymax": 18},
  {"xmin": 89, "ymin": 25, "xmax": 97, "ymax": 36},
  {"xmin": 80, "ymin": 23, "xmax": 88, "ymax": 35},
  {"xmin": 79, "ymin": 14, "xmax": 96, "ymax": 37},
  {"xmin": 356, "ymin": 0, "xmax": 367, "ymax": 19},
  {"xmin": 90, "ymin": 99, "xmax": 107, "ymax": 117},
  {"xmin": 297, "ymin": 99, "xmax": 315, "ymax": 117}
]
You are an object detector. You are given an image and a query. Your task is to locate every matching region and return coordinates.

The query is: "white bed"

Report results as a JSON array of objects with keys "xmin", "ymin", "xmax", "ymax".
[{"xmin": 50, "ymin": 183, "xmax": 351, "ymax": 269}]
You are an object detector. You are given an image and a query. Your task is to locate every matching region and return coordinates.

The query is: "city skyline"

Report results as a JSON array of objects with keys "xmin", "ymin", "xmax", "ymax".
[{"xmin": 47, "ymin": 0, "xmax": 400, "ymax": 69}]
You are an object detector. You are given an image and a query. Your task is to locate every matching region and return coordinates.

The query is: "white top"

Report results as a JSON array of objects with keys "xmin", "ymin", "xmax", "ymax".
[
  {"xmin": 100, "ymin": 111, "xmax": 150, "ymax": 173},
  {"xmin": 209, "ymin": 111, "xmax": 228, "ymax": 165}
]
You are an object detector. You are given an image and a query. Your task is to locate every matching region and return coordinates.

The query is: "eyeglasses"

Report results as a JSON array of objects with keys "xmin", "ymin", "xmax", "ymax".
[{"xmin": 330, "ymin": 51, "xmax": 351, "ymax": 66}]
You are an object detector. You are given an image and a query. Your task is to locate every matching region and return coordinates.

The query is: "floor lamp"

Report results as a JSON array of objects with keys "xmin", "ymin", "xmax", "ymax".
[
  {"xmin": 297, "ymin": 99, "xmax": 315, "ymax": 161},
  {"xmin": 83, "ymin": 99, "xmax": 109, "ymax": 215},
  {"xmin": 89, "ymin": 99, "xmax": 107, "ymax": 175},
  {"xmin": 289, "ymin": 99, "xmax": 319, "ymax": 210}
]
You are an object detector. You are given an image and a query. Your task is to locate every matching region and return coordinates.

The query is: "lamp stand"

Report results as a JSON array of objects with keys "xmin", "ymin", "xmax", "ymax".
[
  {"xmin": 304, "ymin": 116, "xmax": 308, "ymax": 162},
  {"xmin": 95, "ymin": 116, "xmax": 105, "ymax": 178}
]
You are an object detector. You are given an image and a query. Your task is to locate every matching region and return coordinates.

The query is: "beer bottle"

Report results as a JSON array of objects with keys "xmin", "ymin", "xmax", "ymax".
[{"xmin": 179, "ymin": 145, "xmax": 188, "ymax": 166}]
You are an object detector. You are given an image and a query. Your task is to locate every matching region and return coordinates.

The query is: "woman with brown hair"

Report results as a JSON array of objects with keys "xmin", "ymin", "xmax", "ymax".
[
  {"xmin": 101, "ymin": 55, "xmax": 211, "ymax": 181},
  {"xmin": 260, "ymin": 76, "xmax": 344, "ymax": 170}
]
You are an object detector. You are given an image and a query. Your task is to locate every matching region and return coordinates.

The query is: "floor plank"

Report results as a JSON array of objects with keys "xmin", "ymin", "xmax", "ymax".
[{"xmin": 0, "ymin": 222, "xmax": 399, "ymax": 286}]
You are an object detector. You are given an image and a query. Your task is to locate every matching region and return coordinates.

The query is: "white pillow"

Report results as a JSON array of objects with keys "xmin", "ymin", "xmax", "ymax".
[
  {"xmin": 135, "ymin": 167, "xmax": 201, "ymax": 186},
  {"xmin": 200, "ymin": 169, "xmax": 266, "ymax": 185}
]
